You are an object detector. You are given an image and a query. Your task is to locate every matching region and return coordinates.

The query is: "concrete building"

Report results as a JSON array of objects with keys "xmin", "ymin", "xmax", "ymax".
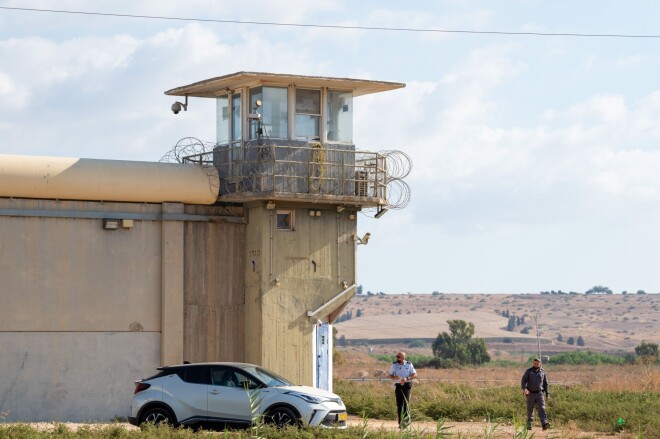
[{"xmin": 0, "ymin": 72, "xmax": 408, "ymax": 421}]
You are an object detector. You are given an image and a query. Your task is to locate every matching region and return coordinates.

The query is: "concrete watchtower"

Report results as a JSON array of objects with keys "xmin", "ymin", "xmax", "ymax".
[{"xmin": 165, "ymin": 72, "xmax": 406, "ymax": 388}]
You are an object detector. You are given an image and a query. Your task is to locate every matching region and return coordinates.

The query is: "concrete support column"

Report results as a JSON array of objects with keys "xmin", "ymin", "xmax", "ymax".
[{"xmin": 161, "ymin": 202, "xmax": 184, "ymax": 365}]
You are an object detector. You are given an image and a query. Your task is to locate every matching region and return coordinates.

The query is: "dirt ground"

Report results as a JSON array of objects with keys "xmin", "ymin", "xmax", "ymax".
[
  {"xmin": 346, "ymin": 416, "xmax": 620, "ymax": 438},
  {"xmin": 7, "ymin": 419, "xmax": 619, "ymax": 438}
]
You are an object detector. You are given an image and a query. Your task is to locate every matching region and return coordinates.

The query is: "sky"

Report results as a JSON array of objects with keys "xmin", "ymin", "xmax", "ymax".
[{"xmin": 1, "ymin": 1, "xmax": 660, "ymax": 295}]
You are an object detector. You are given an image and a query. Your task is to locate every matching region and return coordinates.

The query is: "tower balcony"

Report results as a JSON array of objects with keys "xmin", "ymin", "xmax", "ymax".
[{"xmin": 183, "ymin": 140, "xmax": 387, "ymax": 208}]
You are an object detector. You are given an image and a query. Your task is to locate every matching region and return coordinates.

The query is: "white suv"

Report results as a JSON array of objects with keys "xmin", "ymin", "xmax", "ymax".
[{"xmin": 129, "ymin": 362, "xmax": 347, "ymax": 429}]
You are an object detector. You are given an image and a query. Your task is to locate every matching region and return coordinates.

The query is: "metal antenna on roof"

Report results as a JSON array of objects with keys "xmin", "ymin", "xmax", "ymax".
[{"xmin": 534, "ymin": 315, "xmax": 542, "ymax": 360}]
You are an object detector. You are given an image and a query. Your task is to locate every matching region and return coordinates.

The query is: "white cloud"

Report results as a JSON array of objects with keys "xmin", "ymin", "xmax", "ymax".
[
  {"xmin": 0, "ymin": 35, "xmax": 140, "ymax": 102},
  {"xmin": 0, "ymin": 71, "xmax": 30, "ymax": 110}
]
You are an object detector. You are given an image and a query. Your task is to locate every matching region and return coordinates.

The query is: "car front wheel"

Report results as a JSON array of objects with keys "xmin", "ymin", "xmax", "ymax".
[
  {"xmin": 267, "ymin": 407, "xmax": 299, "ymax": 428},
  {"xmin": 140, "ymin": 407, "xmax": 175, "ymax": 426}
]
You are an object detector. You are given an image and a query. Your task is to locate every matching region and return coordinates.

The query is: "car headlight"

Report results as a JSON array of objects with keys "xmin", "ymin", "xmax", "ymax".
[{"xmin": 285, "ymin": 391, "xmax": 329, "ymax": 404}]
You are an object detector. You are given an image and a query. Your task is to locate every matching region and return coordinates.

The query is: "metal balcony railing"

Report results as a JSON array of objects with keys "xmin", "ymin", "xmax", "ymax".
[{"xmin": 183, "ymin": 142, "xmax": 388, "ymax": 204}]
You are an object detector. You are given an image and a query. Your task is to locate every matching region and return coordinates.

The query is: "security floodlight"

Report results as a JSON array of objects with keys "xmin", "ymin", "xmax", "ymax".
[
  {"xmin": 354, "ymin": 232, "xmax": 371, "ymax": 245},
  {"xmin": 374, "ymin": 206, "xmax": 388, "ymax": 219}
]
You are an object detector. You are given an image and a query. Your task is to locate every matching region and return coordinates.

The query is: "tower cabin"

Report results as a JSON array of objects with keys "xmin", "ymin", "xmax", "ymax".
[
  {"xmin": 166, "ymin": 72, "xmax": 405, "ymax": 389},
  {"xmin": 166, "ymin": 72, "xmax": 404, "ymax": 208}
]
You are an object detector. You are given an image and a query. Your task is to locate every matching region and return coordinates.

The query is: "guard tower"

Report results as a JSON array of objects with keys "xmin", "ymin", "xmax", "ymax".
[{"xmin": 165, "ymin": 72, "xmax": 407, "ymax": 389}]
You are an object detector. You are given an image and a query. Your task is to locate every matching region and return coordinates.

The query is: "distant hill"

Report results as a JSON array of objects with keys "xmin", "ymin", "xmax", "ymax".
[{"xmin": 334, "ymin": 293, "xmax": 660, "ymax": 353}]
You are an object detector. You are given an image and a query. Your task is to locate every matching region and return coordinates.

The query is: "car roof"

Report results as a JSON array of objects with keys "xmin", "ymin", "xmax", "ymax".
[{"xmin": 158, "ymin": 362, "xmax": 258, "ymax": 370}]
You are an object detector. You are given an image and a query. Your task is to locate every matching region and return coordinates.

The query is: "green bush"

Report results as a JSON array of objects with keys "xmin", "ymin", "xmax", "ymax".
[{"xmin": 547, "ymin": 351, "xmax": 626, "ymax": 365}]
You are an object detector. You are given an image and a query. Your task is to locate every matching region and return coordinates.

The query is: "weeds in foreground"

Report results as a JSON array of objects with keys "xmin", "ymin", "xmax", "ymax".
[
  {"xmin": 512, "ymin": 417, "xmax": 534, "ymax": 439},
  {"xmin": 480, "ymin": 417, "xmax": 499, "ymax": 439},
  {"xmin": 245, "ymin": 383, "xmax": 265, "ymax": 438},
  {"xmin": 434, "ymin": 418, "xmax": 453, "ymax": 439}
]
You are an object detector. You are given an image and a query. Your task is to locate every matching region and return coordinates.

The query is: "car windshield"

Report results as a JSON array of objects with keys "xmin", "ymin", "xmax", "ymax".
[{"xmin": 242, "ymin": 365, "xmax": 294, "ymax": 387}]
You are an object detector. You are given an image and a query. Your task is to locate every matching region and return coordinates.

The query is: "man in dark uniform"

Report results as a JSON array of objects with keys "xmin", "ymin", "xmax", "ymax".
[
  {"xmin": 521, "ymin": 357, "xmax": 550, "ymax": 430},
  {"xmin": 388, "ymin": 351, "xmax": 417, "ymax": 429}
]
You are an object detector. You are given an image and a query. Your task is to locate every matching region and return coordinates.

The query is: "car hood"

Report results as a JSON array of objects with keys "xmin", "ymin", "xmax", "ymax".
[{"xmin": 275, "ymin": 385, "xmax": 343, "ymax": 402}]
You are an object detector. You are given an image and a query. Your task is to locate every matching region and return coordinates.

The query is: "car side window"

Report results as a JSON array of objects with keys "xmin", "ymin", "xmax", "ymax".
[
  {"xmin": 181, "ymin": 366, "xmax": 211, "ymax": 385},
  {"xmin": 211, "ymin": 367, "xmax": 260, "ymax": 389},
  {"xmin": 236, "ymin": 372, "xmax": 261, "ymax": 390},
  {"xmin": 212, "ymin": 367, "xmax": 240, "ymax": 387}
]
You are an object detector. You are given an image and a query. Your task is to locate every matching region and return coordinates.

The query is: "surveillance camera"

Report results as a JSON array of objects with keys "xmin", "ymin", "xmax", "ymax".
[{"xmin": 171, "ymin": 102, "xmax": 182, "ymax": 114}]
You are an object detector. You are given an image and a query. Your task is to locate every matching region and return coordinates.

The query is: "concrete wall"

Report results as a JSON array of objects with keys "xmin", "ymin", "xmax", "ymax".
[
  {"xmin": 0, "ymin": 333, "xmax": 159, "ymax": 421},
  {"xmin": 183, "ymin": 210, "xmax": 246, "ymax": 362},
  {"xmin": 244, "ymin": 204, "xmax": 356, "ymax": 386},
  {"xmin": 0, "ymin": 198, "xmax": 245, "ymax": 421}
]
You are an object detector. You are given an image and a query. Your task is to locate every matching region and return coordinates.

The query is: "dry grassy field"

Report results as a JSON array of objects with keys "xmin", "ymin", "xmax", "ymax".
[
  {"xmin": 333, "ymin": 351, "xmax": 660, "ymax": 437},
  {"xmin": 335, "ymin": 292, "xmax": 660, "ymax": 357},
  {"xmin": 334, "ymin": 351, "xmax": 660, "ymax": 392}
]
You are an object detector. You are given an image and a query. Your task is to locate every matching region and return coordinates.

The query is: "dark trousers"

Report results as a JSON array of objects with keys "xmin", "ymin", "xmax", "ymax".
[
  {"xmin": 525, "ymin": 392, "xmax": 547, "ymax": 425},
  {"xmin": 395, "ymin": 382, "xmax": 412, "ymax": 426}
]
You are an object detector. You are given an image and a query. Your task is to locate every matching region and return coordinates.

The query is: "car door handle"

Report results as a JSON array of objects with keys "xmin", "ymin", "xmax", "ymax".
[{"xmin": 209, "ymin": 389, "xmax": 221, "ymax": 395}]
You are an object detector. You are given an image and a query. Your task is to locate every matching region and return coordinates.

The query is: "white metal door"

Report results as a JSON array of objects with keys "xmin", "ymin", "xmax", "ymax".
[{"xmin": 315, "ymin": 322, "xmax": 332, "ymax": 391}]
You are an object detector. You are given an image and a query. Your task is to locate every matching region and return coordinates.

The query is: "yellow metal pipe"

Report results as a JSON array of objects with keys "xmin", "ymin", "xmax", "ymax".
[{"xmin": 0, "ymin": 154, "xmax": 219, "ymax": 205}]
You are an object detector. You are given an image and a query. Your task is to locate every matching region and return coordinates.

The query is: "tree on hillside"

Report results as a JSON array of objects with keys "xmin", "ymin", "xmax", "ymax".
[
  {"xmin": 506, "ymin": 316, "xmax": 516, "ymax": 331},
  {"xmin": 567, "ymin": 336, "xmax": 575, "ymax": 345},
  {"xmin": 585, "ymin": 285, "xmax": 613, "ymax": 294},
  {"xmin": 577, "ymin": 336, "xmax": 585, "ymax": 346},
  {"xmin": 431, "ymin": 320, "xmax": 491, "ymax": 368},
  {"xmin": 635, "ymin": 341, "xmax": 659, "ymax": 361},
  {"xmin": 356, "ymin": 285, "xmax": 363, "ymax": 295}
]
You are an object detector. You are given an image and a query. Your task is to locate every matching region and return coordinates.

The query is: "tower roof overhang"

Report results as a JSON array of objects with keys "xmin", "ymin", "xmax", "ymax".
[{"xmin": 165, "ymin": 71, "xmax": 405, "ymax": 98}]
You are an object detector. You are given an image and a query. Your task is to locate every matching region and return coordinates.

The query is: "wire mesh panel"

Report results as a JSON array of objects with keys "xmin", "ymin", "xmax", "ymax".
[
  {"xmin": 175, "ymin": 139, "xmax": 411, "ymax": 210},
  {"xmin": 211, "ymin": 140, "xmax": 386, "ymax": 199}
]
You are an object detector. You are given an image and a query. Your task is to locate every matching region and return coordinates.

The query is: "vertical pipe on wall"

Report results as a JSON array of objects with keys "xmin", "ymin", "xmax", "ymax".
[
  {"xmin": 336, "ymin": 210, "xmax": 341, "ymax": 285},
  {"xmin": 269, "ymin": 208, "xmax": 274, "ymax": 281}
]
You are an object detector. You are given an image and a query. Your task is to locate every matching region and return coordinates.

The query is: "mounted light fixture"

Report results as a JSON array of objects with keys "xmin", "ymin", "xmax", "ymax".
[
  {"xmin": 248, "ymin": 99, "xmax": 263, "ymax": 120},
  {"xmin": 266, "ymin": 201, "xmax": 276, "ymax": 209},
  {"xmin": 354, "ymin": 232, "xmax": 371, "ymax": 245},
  {"xmin": 171, "ymin": 95, "xmax": 188, "ymax": 114},
  {"xmin": 374, "ymin": 206, "xmax": 388, "ymax": 219},
  {"xmin": 103, "ymin": 219, "xmax": 120, "ymax": 230},
  {"xmin": 336, "ymin": 206, "xmax": 345, "ymax": 213}
]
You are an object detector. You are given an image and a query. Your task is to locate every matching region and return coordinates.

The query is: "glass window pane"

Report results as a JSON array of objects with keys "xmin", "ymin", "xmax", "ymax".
[
  {"xmin": 231, "ymin": 93, "xmax": 241, "ymax": 142},
  {"xmin": 216, "ymin": 96, "xmax": 229, "ymax": 145},
  {"xmin": 249, "ymin": 87, "xmax": 263, "ymax": 139},
  {"xmin": 248, "ymin": 87, "xmax": 288, "ymax": 139},
  {"xmin": 295, "ymin": 114, "xmax": 320, "ymax": 139},
  {"xmin": 327, "ymin": 91, "xmax": 353, "ymax": 142},
  {"xmin": 263, "ymin": 87, "xmax": 288, "ymax": 139},
  {"xmin": 276, "ymin": 210, "xmax": 294, "ymax": 230},
  {"xmin": 296, "ymin": 89, "xmax": 320, "ymax": 115},
  {"xmin": 184, "ymin": 366, "xmax": 211, "ymax": 385},
  {"xmin": 295, "ymin": 89, "xmax": 320, "ymax": 139}
]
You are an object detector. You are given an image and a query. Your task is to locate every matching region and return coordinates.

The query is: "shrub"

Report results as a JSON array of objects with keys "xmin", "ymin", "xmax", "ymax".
[{"xmin": 547, "ymin": 351, "xmax": 626, "ymax": 365}]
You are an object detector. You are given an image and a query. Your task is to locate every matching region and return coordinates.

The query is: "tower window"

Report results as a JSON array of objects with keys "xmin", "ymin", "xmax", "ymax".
[
  {"xmin": 276, "ymin": 210, "xmax": 294, "ymax": 231},
  {"xmin": 295, "ymin": 89, "xmax": 321, "ymax": 140}
]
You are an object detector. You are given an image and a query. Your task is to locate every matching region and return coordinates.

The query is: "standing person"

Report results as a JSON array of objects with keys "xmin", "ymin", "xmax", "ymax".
[
  {"xmin": 521, "ymin": 357, "xmax": 550, "ymax": 430},
  {"xmin": 388, "ymin": 351, "xmax": 417, "ymax": 429}
]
